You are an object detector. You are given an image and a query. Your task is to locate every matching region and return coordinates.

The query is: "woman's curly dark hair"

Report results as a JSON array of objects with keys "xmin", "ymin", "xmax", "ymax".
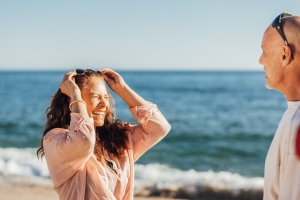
[{"xmin": 37, "ymin": 70, "xmax": 128, "ymax": 164}]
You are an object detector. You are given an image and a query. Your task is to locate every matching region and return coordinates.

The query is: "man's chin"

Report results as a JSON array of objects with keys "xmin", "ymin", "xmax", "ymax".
[{"xmin": 265, "ymin": 82, "xmax": 273, "ymax": 89}]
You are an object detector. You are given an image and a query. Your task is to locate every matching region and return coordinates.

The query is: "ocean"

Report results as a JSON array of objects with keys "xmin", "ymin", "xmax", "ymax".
[{"xmin": 0, "ymin": 71, "xmax": 287, "ymax": 199}]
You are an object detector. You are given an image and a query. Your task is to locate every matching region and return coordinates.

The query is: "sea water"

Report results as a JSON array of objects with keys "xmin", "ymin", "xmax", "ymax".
[{"xmin": 0, "ymin": 71, "xmax": 286, "ymax": 198}]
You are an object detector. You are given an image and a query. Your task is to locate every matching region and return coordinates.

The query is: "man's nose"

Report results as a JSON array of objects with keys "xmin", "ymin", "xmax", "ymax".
[{"xmin": 259, "ymin": 55, "xmax": 263, "ymax": 64}]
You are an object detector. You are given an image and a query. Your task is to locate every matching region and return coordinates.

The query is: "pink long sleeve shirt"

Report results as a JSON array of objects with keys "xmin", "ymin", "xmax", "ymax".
[{"xmin": 43, "ymin": 103, "xmax": 171, "ymax": 200}]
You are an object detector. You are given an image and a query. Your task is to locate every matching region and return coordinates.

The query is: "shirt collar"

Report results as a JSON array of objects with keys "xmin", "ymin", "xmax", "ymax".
[{"xmin": 287, "ymin": 101, "xmax": 300, "ymax": 108}]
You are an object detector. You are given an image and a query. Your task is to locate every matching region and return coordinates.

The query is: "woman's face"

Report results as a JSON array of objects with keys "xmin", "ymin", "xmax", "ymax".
[{"xmin": 80, "ymin": 77, "xmax": 110, "ymax": 127}]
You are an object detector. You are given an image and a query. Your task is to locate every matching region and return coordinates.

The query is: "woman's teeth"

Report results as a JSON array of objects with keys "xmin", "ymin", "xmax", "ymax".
[{"xmin": 92, "ymin": 112, "xmax": 103, "ymax": 115}]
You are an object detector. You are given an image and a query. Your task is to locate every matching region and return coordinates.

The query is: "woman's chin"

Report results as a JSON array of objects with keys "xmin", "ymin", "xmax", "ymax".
[
  {"xmin": 93, "ymin": 116, "xmax": 105, "ymax": 127},
  {"xmin": 94, "ymin": 120, "xmax": 104, "ymax": 127}
]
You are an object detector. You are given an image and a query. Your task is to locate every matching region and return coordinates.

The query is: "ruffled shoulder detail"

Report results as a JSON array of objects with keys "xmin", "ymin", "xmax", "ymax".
[
  {"xmin": 70, "ymin": 113, "xmax": 94, "ymax": 127},
  {"xmin": 129, "ymin": 103, "xmax": 157, "ymax": 124}
]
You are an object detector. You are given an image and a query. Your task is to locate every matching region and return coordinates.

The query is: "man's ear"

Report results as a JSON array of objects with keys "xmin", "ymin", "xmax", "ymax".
[{"xmin": 282, "ymin": 45, "xmax": 293, "ymax": 66}]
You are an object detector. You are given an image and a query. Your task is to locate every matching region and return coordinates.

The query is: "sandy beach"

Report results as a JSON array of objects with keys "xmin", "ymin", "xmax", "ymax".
[
  {"xmin": 0, "ymin": 183, "xmax": 182, "ymax": 200},
  {"xmin": 0, "ymin": 180, "xmax": 263, "ymax": 200},
  {"xmin": 0, "ymin": 175, "xmax": 263, "ymax": 200},
  {"xmin": 0, "ymin": 186, "xmax": 184, "ymax": 200},
  {"xmin": 0, "ymin": 178, "xmax": 184, "ymax": 200}
]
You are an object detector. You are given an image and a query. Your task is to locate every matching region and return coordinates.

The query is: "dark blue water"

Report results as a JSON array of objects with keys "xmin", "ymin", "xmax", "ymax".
[{"xmin": 0, "ymin": 71, "xmax": 286, "ymax": 178}]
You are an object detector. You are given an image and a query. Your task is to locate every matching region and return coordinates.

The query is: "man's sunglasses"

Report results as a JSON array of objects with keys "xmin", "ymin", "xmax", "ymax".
[
  {"xmin": 272, "ymin": 12, "xmax": 294, "ymax": 59},
  {"xmin": 75, "ymin": 68, "xmax": 97, "ymax": 75}
]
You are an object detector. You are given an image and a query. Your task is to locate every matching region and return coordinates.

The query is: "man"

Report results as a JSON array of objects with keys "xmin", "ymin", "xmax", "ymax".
[{"xmin": 259, "ymin": 13, "xmax": 300, "ymax": 200}]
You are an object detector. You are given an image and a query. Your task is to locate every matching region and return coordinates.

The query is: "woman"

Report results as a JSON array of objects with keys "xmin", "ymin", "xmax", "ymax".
[{"xmin": 37, "ymin": 68, "xmax": 171, "ymax": 200}]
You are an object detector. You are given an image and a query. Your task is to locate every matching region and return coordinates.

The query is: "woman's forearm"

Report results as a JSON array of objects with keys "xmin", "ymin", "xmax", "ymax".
[
  {"xmin": 70, "ymin": 92, "xmax": 89, "ymax": 117},
  {"xmin": 116, "ymin": 84, "xmax": 148, "ymax": 108}
]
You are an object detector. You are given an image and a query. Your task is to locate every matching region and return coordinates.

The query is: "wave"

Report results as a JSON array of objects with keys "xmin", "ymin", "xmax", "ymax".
[
  {"xmin": 0, "ymin": 147, "xmax": 264, "ymax": 199},
  {"xmin": 0, "ymin": 147, "xmax": 49, "ymax": 177},
  {"xmin": 134, "ymin": 164, "xmax": 263, "ymax": 199}
]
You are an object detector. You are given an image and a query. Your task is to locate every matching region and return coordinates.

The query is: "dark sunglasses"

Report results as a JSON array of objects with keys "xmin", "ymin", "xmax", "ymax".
[
  {"xmin": 272, "ymin": 12, "xmax": 294, "ymax": 59},
  {"xmin": 75, "ymin": 68, "xmax": 97, "ymax": 75}
]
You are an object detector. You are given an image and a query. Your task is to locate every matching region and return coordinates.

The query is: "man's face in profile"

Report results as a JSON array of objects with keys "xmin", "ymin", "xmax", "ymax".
[{"xmin": 259, "ymin": 27, "xmax": 284, "ymax": 90}]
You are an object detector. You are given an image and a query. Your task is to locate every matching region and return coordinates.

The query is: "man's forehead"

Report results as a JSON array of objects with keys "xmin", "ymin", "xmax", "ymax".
[
  {"xmin": 263, "ymin": 26, "xmax": 274, "ymax": 39},
  {"xmin": 261, "ymin": 26, "xmax": 279, "ymax": 47}
]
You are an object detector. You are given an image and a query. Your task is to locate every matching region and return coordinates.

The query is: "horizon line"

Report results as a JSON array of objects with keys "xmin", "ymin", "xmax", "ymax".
[{"xmin": 0, "ymin": 69, "xmax": 264, "ymax": 72}]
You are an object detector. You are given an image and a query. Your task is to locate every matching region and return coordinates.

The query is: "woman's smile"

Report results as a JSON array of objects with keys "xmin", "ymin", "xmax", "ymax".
[{"xmin": 92, "ymin": 109, "xmax": 107, "ymax": 115}]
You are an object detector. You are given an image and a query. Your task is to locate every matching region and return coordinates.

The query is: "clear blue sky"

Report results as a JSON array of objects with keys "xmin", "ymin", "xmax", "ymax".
[{"xmin": 0, "ymin": 1, "xmax": 299, "ymax": 71}]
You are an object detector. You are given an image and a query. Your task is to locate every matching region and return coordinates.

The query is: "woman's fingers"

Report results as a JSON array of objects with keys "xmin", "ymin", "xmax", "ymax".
[
  {"xmin": 98, "ymin": 69, "xmax": 117, "ymax": 85},
  {"xmin": 98, "ymin": 69, "xmax": 113, "ymax": 78},
  {"xmin": 99, "ymin": 68, "xmax": 122, "ymax": 81},
  {"xmin": 60, "ymin": 70, "xmax": 79, "ymax": 97},
  {"xmin": 64, "ymin": 70, "xmax": 77, "ymax": 81},
  {"xmin": 97, "ymin": 68, "xmax": 127, "ymax": 95}
]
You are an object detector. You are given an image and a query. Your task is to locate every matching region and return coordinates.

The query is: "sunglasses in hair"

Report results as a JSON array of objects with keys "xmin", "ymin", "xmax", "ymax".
[
  {"xmin": 272, "ymin": 12, "xmax": 294, "ymax": 59},
  {"xmin": 75, "ymin": 68, "xmax": 97, "ymax": 75}
]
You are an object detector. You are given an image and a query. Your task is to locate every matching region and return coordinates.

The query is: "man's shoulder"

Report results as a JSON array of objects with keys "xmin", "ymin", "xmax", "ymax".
[{"xmin": 291, "ymin": 106, "xmax": 300, "ymax": 120}]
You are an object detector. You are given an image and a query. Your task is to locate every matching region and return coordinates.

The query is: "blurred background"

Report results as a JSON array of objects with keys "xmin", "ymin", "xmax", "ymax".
[
  {"xmin": 1, "ymin": 0, "xmax": 299, "ymax": 71},
  {"xmin": 0, "ymin": 1, "xmax": 298, "ymax": 199}
]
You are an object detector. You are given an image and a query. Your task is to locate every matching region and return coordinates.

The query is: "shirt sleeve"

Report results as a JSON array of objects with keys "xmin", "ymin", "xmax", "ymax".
[
  {"xmin": 56, "ymin": 113, "xmax": 95, "ymax": 163},
  {"xmin": 43, "ymin": 113, "xmax": 95, "ymax": 186},
  {"xmin": 278, "ymin": 109, "xmax": 300, "ymax": 200},
  {"xmin": 127, "ymin": 103, "xmax": 171, "ymax": 161}
]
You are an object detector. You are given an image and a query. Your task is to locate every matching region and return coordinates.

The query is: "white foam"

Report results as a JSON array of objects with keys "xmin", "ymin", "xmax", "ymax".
[
  {"xmin": 0, "ymin": 147, "xmax": 264, "ymax": 196},
  {"xmin": 0, "ymin": 147, "xmax": 49, "ymax": 177},
  {"xmin": 134, "ymin": 163, "xmax": 264, "ymax": 196}
]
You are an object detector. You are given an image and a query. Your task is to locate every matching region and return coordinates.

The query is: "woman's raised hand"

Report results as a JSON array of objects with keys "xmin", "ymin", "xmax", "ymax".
[
  {"xmin": 98, "ymin": 68, "xmax": 127, "ymax": 94},
  {"xmin": 60, "ymin": 70, "xmax": 81, "ymax": 100},
  {"xmin": 98, "ymin": 68, "xmax": 147, "ymax": 107}
]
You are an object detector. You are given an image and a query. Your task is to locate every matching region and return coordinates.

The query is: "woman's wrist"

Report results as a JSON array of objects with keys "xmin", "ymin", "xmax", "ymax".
[
  {"xmin": 69, "ymin": 100, "xmax": 87, "ymax": 111},
  {"xmin": 70, "ymin": 90, "xmax": 82, "ymax": 101}
]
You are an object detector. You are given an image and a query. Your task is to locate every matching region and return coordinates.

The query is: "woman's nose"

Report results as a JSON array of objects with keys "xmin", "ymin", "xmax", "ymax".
[{"xmin": 98, "ymin": 98, "xmax": 108, "ymax": 107}]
